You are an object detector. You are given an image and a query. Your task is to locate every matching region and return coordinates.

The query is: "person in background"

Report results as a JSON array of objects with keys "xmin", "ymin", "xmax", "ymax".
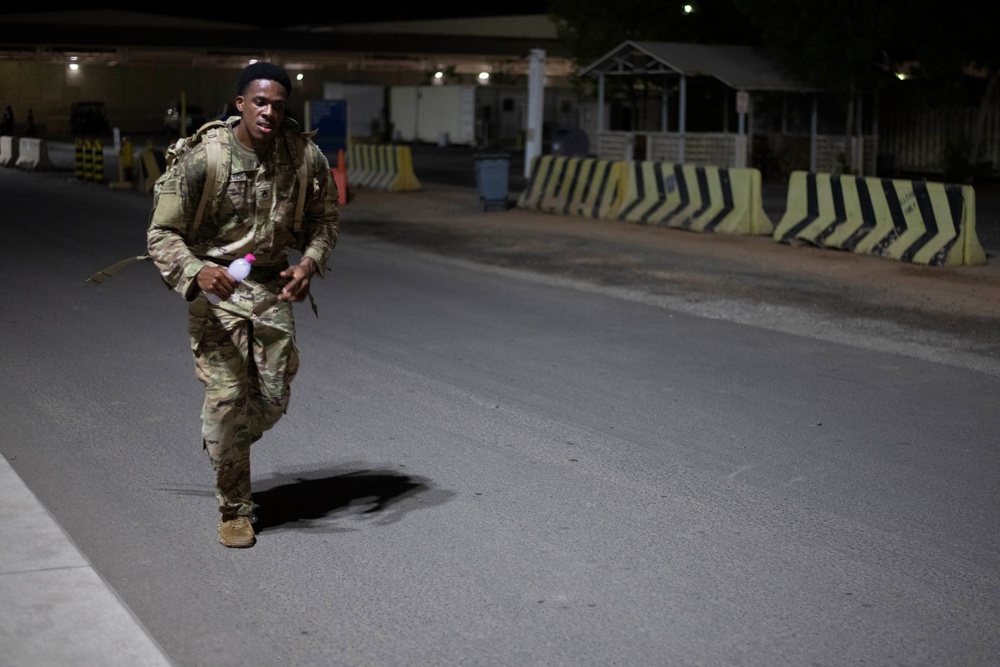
[{"xmin": 1, "ymin": 106, "xmax": 13, "ymax": 135}]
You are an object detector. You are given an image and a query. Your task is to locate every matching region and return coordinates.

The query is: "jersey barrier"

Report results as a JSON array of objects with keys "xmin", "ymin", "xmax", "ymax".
[
  {"xmin": 347, "ymin": 143, "xmax": 421, "ymax": 193},
  {"xmin": 13, "ymin": 138, "xmax": 54, "ymax": 171},
  {"xmin": 517, "ymin": 155, "xmax": 624, "ymax": 220},
  {"xmin": 616, "ymin": 161, "xmax": 772, "ymax": 235},
  {"xmin": 773, "ymin": 171, "xmax": 985, "ymax": 266},
  {"xmin": 0, "ymin": 135, "xmax": 19, "ymax": 166}
]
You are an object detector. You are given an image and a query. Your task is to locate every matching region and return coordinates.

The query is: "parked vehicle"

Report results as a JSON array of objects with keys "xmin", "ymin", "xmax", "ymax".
[{"xmin": 70, "ymin": 101, "xmax": 110, "ymax": 136}]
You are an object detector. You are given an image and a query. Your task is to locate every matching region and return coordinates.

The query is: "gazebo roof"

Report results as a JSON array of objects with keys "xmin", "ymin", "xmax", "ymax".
[{"xmin": 578, "ymin": 40, "xmax": 820, "ymax": 93}]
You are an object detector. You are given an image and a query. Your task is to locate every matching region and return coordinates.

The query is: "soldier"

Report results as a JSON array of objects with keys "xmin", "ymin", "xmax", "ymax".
[{"xmin": 147, "ymin": 62, "xmax": 340, "ymax": 548}]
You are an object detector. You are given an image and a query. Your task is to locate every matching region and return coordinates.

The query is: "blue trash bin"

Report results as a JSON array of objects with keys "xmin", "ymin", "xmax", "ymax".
[{"xmin": 475, "ymin": 153, "xmax": 510, "ymax": 211}]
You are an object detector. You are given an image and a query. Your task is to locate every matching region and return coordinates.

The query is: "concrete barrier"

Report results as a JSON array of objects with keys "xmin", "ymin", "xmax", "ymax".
[
  {"xmin": 388, "ymin": 145, "xmax": 421, "ymax": 192},
  {"xmin": 516, "ymin": 154, "xmax": 552, "ymax": 211},
  {"xmin": 773, "ymin": 171, "xmax": 986, "ymax": 266},
  {"xmin": 617, "ymin": 161, "xmax": 772, "ymax": 235},
  {"xmin": 347, "ymin": 144, "xmax": 374, "ymax": 188},
  {"xmin": 14, "ymin": 138, "xmax": 54, "ymax": 171},
  {"xmin": 0, "ymin": 135, "xmax": 18, "ymax": 167},
  {"xmin": 517, "ymin": 155, "xmax": 624, "ymax": 220},
  {"xmin": 568, "ymin": 159, "xmax": 624, "ymax": 220},
  {"xmin": 347, "ymin": 144, "xmax": 420, "ymax": 192},
  {"xmin": 370, "ymin": 145, "xmax": 397, "ymax": 190}
]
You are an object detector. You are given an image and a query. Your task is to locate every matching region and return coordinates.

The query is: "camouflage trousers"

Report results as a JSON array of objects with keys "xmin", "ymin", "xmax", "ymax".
[{"xmin": 188, "ymin": 279, "xmax": 299, "ymax": 518}]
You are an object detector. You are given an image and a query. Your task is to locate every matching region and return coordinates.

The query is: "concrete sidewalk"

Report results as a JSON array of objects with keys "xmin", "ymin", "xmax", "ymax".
[{"xmin": 0, "ymin": 456, "xmax": 173, "ymax": 666}]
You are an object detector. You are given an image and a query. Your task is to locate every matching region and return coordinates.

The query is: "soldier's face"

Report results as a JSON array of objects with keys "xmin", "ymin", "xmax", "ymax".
[{"xmin": 235, "ymin": 79, "xmax": 288, "ymax": 150}]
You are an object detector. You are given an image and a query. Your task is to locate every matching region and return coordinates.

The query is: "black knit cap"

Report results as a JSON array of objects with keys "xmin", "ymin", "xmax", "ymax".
[{"xmin": 236, "ymin": 62, "xmax": 292, "ymax": 97}]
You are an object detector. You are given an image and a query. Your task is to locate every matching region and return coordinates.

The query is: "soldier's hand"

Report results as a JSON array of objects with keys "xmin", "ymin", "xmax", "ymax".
[
  {"xmin": 278, "ymin": 258, "xmax": 317, "ymax": 303},
  {"xmin": 197, "ymin": 265, "xmax": 238, "ymax": 300}
]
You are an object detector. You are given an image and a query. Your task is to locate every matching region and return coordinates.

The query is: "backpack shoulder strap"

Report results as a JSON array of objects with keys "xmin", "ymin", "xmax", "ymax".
[
  {"xmin": 294, "ymin": 144, "xmax": 310, "ymax": 235},
  {"xmin": 281, "ymin": 120, "xmax": 320, "ymax": 317},
  {"xmin": 280, "ymin": 125, "xmax": 314, "ymax": 236},
  {"xmin": 86, "ymin": 254, "xmax": 150, "ymax": 284},
  {"xmin": 188, "ymin": 123, "xmax": 232, "ymax": 245},
  {"xmin": 88, "ymin": 121, "xmax": 233, "ymax": 286}
]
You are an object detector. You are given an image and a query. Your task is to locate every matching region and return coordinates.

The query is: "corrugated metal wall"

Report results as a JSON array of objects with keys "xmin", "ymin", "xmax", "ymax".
[{"xmin": 879, "ymin": 94, "xmax": 1000, "ymax": 175}]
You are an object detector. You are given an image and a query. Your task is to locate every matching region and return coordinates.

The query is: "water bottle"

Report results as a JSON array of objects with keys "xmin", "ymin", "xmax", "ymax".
[{"xmin": 206, "ymin": 253, "xmax": 256, "ymax": 304}]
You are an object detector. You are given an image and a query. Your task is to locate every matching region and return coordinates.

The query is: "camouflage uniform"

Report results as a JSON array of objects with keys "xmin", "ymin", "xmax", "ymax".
[{"xmin": 147, "ymin": 120, "xmax": 339, "ymax": 519}]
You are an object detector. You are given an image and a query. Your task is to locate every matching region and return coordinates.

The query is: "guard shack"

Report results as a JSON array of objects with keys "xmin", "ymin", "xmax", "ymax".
[{"xmin": 577, "ymin": 41, "xmax": 876, "ymax": 178}]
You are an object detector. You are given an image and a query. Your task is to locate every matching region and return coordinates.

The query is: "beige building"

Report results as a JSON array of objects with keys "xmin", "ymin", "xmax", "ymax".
[{"xmin": 0, "ymin": 10, "xmax": 575, "ymax": 142}]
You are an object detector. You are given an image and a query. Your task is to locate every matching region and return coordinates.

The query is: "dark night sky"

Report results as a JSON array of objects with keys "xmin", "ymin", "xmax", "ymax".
[{"xmin": 1, "ymin": 3, "xmax": 553, "ymax": 29}]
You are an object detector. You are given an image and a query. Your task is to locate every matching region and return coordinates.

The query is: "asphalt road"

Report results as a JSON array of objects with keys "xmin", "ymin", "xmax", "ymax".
[{"xmin": 2, "ymin": 152, "xmax": 999, "ymax": 666}]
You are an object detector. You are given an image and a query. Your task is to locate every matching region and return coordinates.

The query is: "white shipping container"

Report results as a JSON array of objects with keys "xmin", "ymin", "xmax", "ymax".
[{"xmin": 390, "ymin": 85, "xmax": 477, "ymax": 145}]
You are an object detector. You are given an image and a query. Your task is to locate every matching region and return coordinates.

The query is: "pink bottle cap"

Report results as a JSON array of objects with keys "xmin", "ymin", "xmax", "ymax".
[{"xmin": 245, "ymin": 253, "xmax": 256, "ymax": 263}]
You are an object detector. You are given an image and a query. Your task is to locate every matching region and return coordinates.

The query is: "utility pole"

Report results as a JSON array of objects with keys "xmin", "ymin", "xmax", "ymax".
[{"xmin": 525, "ymin": 49, "xmax": 545, "ymax": 178}]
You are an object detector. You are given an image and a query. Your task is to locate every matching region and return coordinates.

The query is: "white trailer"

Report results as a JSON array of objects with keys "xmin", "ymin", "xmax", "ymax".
[{"xmin": 390, "ymin": 85, "xmax": 477, "ymax": 146}]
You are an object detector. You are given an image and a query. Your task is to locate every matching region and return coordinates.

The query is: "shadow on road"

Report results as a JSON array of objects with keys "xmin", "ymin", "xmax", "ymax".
[{"xmin": 250, "ymin": 464, "xmax": 453, "ymax": 533}]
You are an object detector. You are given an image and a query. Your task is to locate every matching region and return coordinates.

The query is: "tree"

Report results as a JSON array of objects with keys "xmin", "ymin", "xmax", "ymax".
[
  {"xmin": 548, "ymin": 0, "xmax": 757, "ymax": 68},
  {"xmin": 548, "ymin": 0, "xmax": 1000, "ymax": 179},
  {"xmin": 732, "ymin": 0, "xmax": 909, "ymax": 171},
  {"xmin": 547, "ymin": 0, "xmax": 759, "ymax": 131},
  {"xmin": 903, "ymin": 1, "xmax": 1000, "ymax": 181}
]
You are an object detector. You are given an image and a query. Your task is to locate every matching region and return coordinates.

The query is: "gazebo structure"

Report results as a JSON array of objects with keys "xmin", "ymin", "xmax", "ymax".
[{"xmin": 577, "ymin": 40, "xmax": 874, "ymax": 176}]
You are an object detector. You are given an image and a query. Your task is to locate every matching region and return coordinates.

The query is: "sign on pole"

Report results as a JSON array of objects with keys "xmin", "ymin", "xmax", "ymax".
[
  {"xmin": 306, "ymin": 99, "xmax": 348, "ymax": 156},
  {"xmin": 736, "ymin": 91, "xmax": 749, "ymax": 115}
]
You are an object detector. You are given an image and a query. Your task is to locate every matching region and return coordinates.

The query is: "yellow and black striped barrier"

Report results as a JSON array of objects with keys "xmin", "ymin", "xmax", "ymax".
[
  {"xmin": 74, "ymin": 137, "xmax": 106, "ymax": 182},
  {"xmin": 83, "ymin": 139, "xmax": 94, "ymax": 181},
  {"xmin": 346, "ymin": 143, "xmax": 420, "ymax": 192},
  {"xmin": 616, "ymin": 161, "xmax": 772, "ymax": 235},
  {"xmin": 92, "ymin": 139, "xmax": 104, "ymax": 182},
  {"xmin": 773, "ymin": 171, "xmax": 985, "ymax": 266},
  {"xmin": 517, "ymin": 155, "xmax": 624, "ymax": 220},
  {"xmin": 74, "ymin": 138, "xmax": 84, "ymax": 178}
]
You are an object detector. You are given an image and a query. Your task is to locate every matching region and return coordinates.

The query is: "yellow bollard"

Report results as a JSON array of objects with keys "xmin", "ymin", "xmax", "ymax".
[
  {"xmin": 121, "ymin": 137, "xmax": 133, "ymax": 178},
  {"xmin": 109, "ymin": 137, "xmax": 135, "ymax": 190},
  {"xmin": 92, "ymin": 139, "xmax": 104, "ymax": 182},
  {"xmin": 141, "ymin": 140, "xmax": 161, "ymax": 193},
  {"xmin": 83, "ymin": 139, "xmax": 94, "ymax": 181}
]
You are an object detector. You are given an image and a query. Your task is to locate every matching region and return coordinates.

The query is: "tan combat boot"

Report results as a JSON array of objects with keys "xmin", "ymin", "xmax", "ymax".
[{"xmin": 218, "ymin": 516, "xmax": 255, "ymax": 548}]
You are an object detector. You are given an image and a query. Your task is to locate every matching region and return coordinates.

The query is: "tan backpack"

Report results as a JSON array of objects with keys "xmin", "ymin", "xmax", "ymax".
[{"xmin": 88, "ymin": 117, "xmax": 313, "ymax": 283}]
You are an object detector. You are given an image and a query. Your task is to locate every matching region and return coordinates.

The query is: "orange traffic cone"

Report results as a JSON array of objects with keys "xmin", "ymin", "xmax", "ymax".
[{"xmin": 332, "ymin": 148, "xmax": 348, "ymax": 205}]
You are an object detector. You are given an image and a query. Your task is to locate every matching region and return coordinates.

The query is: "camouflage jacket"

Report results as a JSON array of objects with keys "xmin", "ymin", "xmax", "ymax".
[{"xmin": 146, "ymin": 120, "xmax": 340, "ymax": 302}]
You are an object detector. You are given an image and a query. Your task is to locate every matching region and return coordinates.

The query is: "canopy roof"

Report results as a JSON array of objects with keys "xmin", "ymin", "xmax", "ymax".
[{"xmin": 578, "ymin": 40, "xmax": 820, "ymax": 93}]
